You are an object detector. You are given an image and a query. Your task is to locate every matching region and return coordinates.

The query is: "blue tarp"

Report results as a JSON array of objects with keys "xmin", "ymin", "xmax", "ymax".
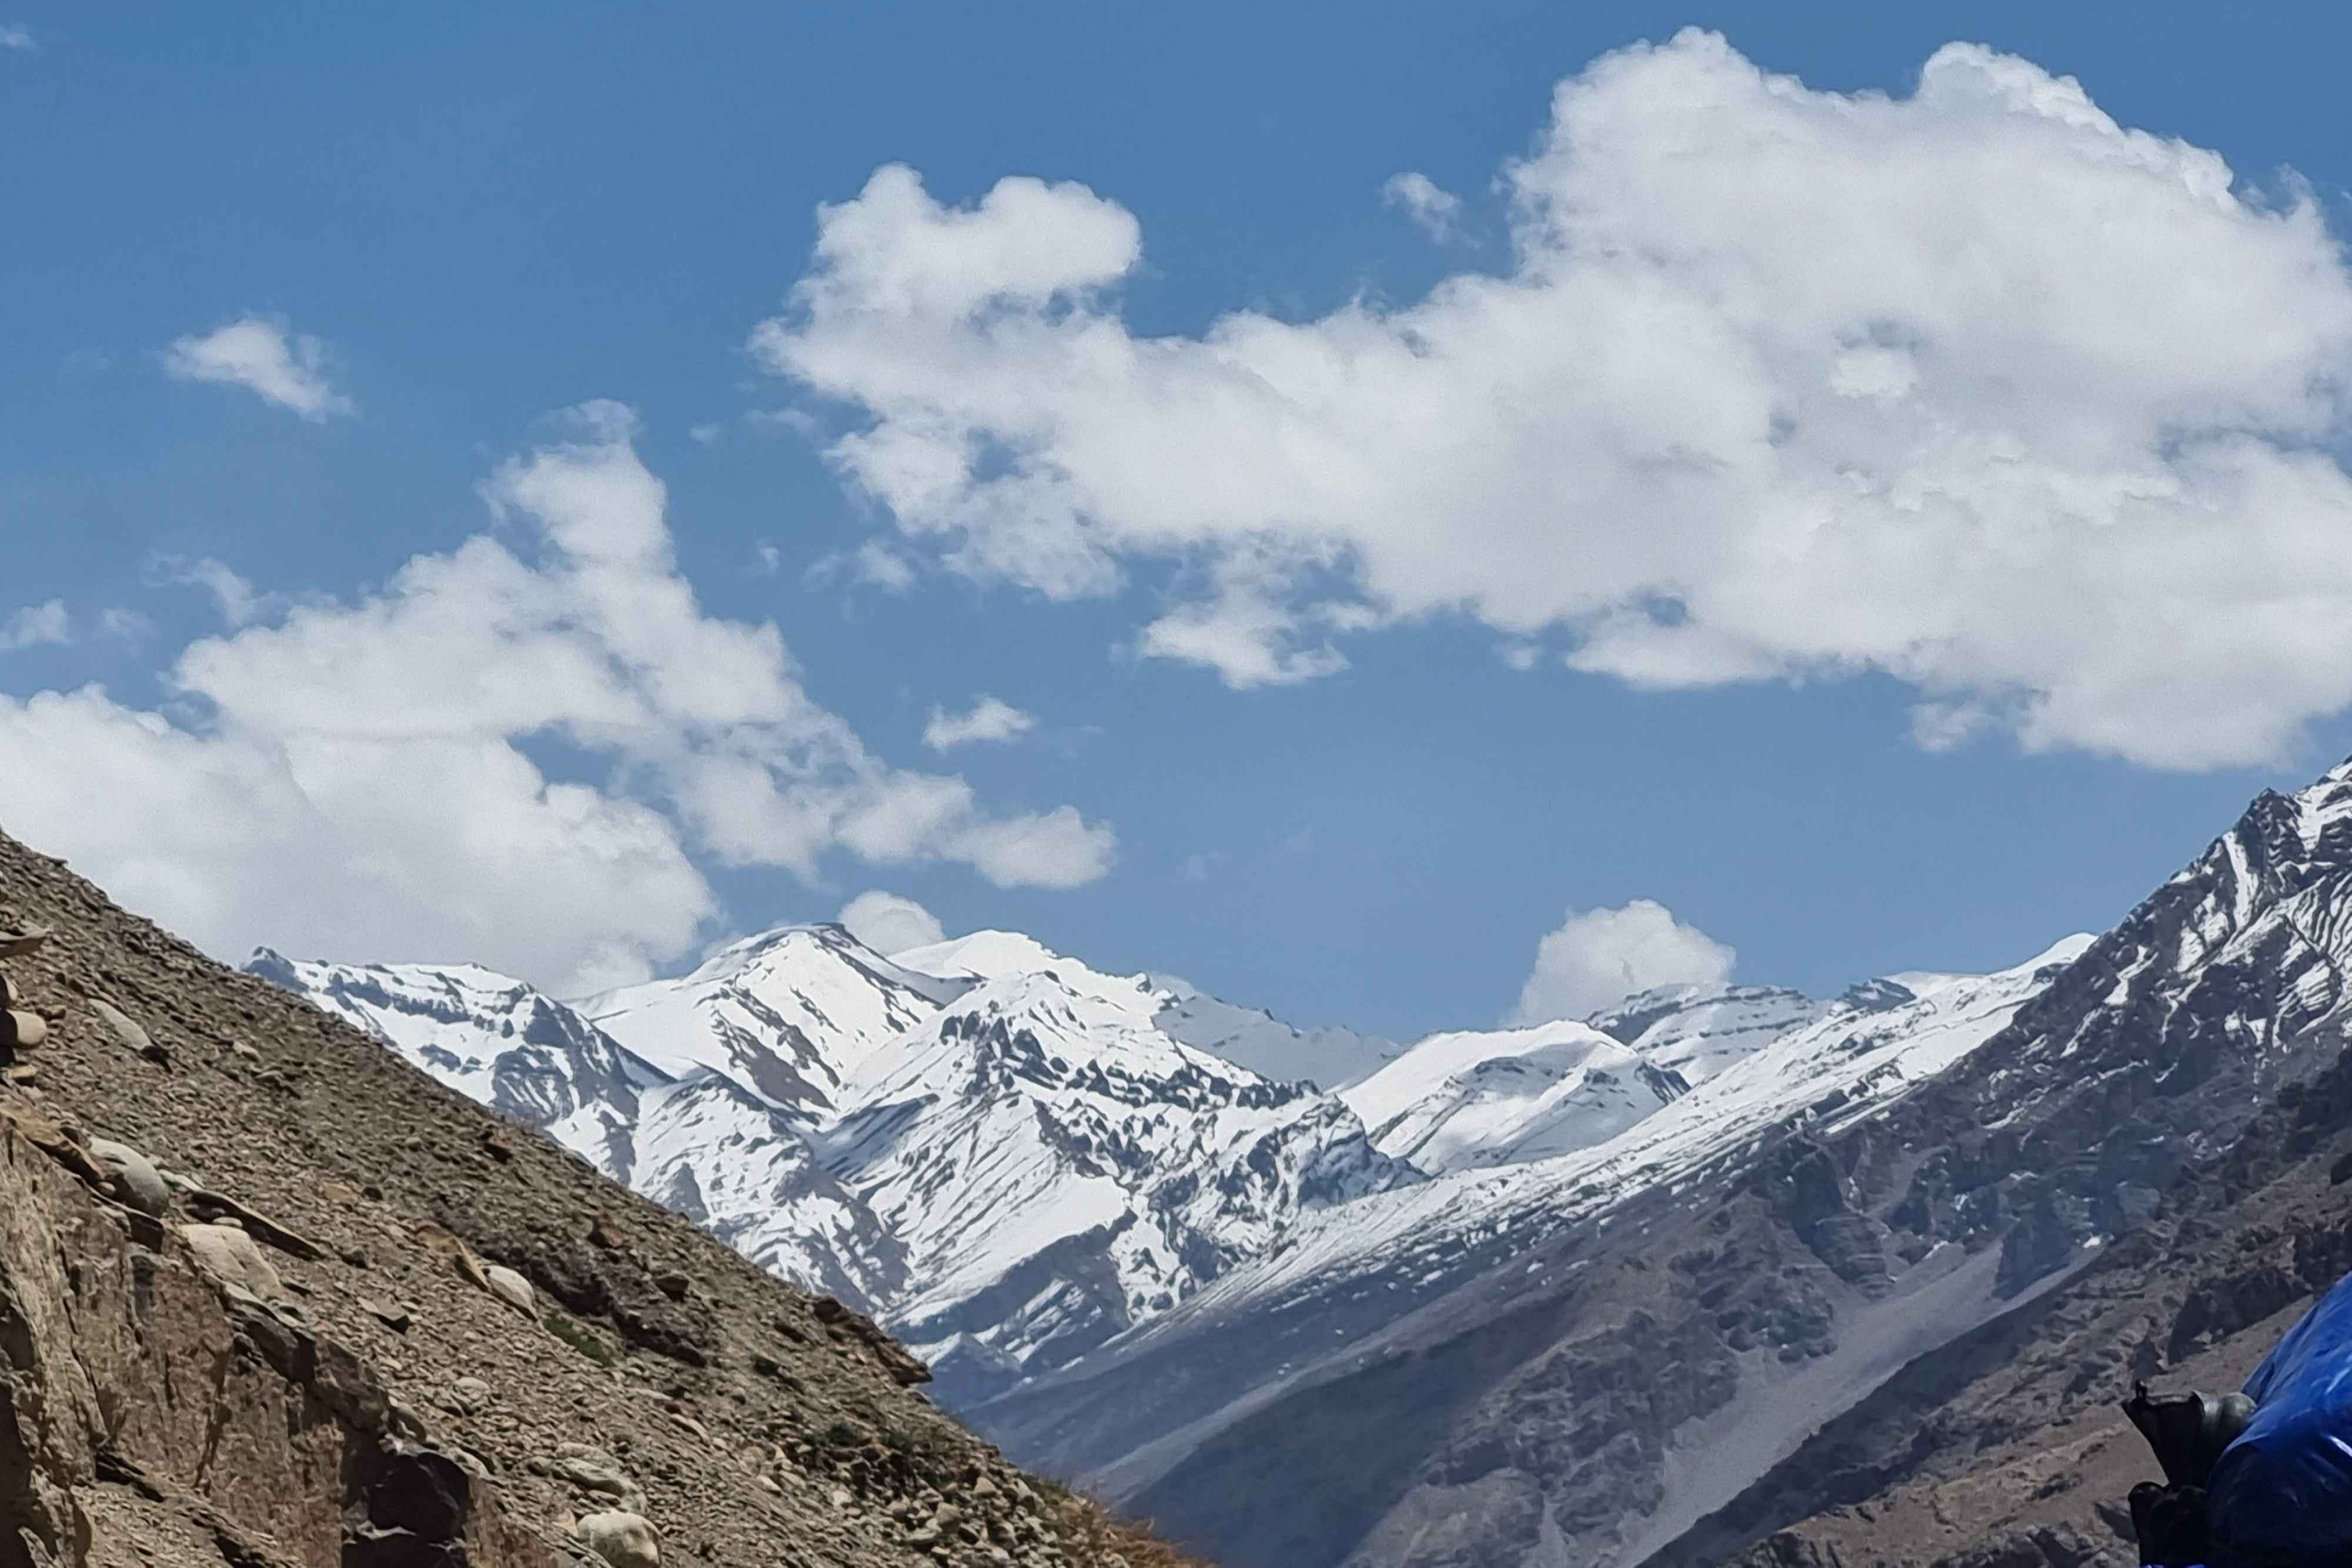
[{"xmin": 2207, "ymin": 1266, "xmax": 2352, "ymax": 1554}]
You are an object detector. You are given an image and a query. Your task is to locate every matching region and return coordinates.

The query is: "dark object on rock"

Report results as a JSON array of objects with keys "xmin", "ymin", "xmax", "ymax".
[
  {"xmin": 2123, "ymin": 1382, "xmax": 2255, "ymax": 1490},
  {"xmin": 363, "ymin": 1296, "xmax": 414, "ymax": 1333},
  {"xmin": 2127, "ymin": 1482, "xmax": 2210, "ymax": 1567},
  {"xmin": 347, "ymin": 1441, "xmax": 474, "ymax": 1567},
  {"xmin": 656, "ymin": 1269, "xmax": 691, "ymax": 1301}
]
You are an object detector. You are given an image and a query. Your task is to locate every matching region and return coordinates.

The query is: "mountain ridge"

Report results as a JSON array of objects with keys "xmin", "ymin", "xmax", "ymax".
[{"xmin": 239, "ymin": 755, "xmax": 2352, "ymax": 1568}]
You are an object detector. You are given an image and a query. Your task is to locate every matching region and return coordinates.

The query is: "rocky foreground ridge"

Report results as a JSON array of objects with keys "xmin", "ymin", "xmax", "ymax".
[{"xmin": 0, "ymin": 829, "xmax": 1186, "ymax": 1568}]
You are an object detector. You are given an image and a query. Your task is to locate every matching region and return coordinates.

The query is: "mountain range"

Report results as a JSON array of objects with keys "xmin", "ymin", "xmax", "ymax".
[{"xmin": 246, "ymin": 757, "xmax": 2352, "ymax": 1567}]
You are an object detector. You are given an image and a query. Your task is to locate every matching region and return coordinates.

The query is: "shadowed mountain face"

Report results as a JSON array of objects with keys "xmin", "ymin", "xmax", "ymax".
[{"xmin": 963, "ymin": 761, "xmax": 2352, "ymax": 1568}]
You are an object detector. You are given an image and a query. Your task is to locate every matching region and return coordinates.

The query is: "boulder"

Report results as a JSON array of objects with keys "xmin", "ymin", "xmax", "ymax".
[
  {"xmin": 0, "ymin": 925, "xmax": 51, "ymax": 957},
  {"xmin": 88, "ymin": 1138, "xmax": 169, "ymax": 1218},
  {"xmin": 90, "ymin": 998, "xmax": 153, "ymax": 1056},
  {"xmin": 2, "ymin": 1009, "xmax": 45, "ymax": 1051},
  {"xmin": 553, "ymin": 1443, "xmax": 643, "ymax": 1507},
  {"xmin": 482, "ymin": 1263, "xmax": 534, "ymax": 1316},
  {"xmin": 578, "ymin": 1509, "xmax": 661, "ymax": 1568},
  {"xmin": 181, "ymin": 1222, "xmax": 283, "ymax": 1300}
]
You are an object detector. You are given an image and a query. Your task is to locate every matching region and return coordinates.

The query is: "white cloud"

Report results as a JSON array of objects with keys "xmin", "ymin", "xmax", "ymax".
[
  {"xmin": 96, "ymin": 609, "xmax": 155, "ymax": 647},
  {"xmin": 0, "ymin": 601, "xmax": 69, "ymax": 652},
  {"xmin": 165, "ymin": 316, "xmax": 353, "ymax": 420},
  {"xmin": 1509, "ymin": 899, "xmax": 1735, "ymax": 1024},
  {"xmin": 924, "ymin": 695, "xmax": 1037, "ymax": 750},
  {"xmin": 0, "ymin": 404, "xmax": 1111, "ymax": 992},
  {"xmin": 0, "ymin": 25, "xmax": 33, "ymax": 52},
  {"xmin": 153, "ymin": 556, "xmax": 279, "ymax": 627},
  {"xmin": 1382, "ymin": 171, "xmax": 1462, "ymax": 240},
  {"xmin": 755, "ymin": 32, "xmax": 2352, "ymax": 770},
  {"xmin": 837, "ymin": 889, "xmax": 947, "ymax": 954},
  {"xmin": 807, "ymin": 539, "xmax": 918, "ymax": 594}
]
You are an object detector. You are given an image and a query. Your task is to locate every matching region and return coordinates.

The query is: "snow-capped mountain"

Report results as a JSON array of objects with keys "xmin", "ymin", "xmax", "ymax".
[
  {"xmin": 561, "ymin": 1072, "xmax": 914, "ymax": 1308},
  {"xmin": 253, "ymin": 922, "xmax": 1414, "ymax": 1402},
  {"xmin": 1342, "ymin": 1017, "xmax": 1692, "ymax": 1174},
  {"xmin": 258, "ymin": 745, "xmax": 2352, "ymax": 1568},
  {"xmin": 245, "ymin": 951, "xmax": 666, "ymax": 1125},
  {"xmin": 1337, "ymin": 980, "xmax": 1844, "ymax": 1175},
  {"xmin": 821, "ymin": 949, "xmax": 1416, "ymax": 1396},
  {"xmin": 1147, "ymin": 974, "xmax": 1399, "ymax": 1089},
  {"xmin": 1586, "ymin": 979, "xmax": 1831, "ymax": 1079},
  {"xmin": 580, "ymin": 924, "xmax": 962, "ymax": 1117}
]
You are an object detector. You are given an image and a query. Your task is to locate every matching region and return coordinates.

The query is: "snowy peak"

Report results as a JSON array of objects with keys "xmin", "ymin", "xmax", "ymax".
[
  {"xmin": 1588, "ymin": 981, "xmax": 1830, "ymax": 1082},
  {"xmin": 248, "ymin": 951, "xmax": 662, "ymax": 1128},
  {"xmin": 821, "ymin": 959, "xmax": 1417, "ymax": 1398},
  {"xmin": 1343, "ymin": 1019, "xmax": 1672, "ymax": 1173},
  {"xmin": 850, "ymin": 964, "xmax": 1308, "ymax": 1113},
  {"xmin": 1147, "ymin": 974, "xmax": 1400, "ymax": 1090},
  {"xmin": 583, "ymin": 922, "xmax": 951, "ymax": 1116},
  {"xmin": 1342, "ymin": 982, "xmax": 1833, "ymax": 1176},
  {"xmin": 894, "ymin": 929, "xmax": 1075, "ymax": 984}
]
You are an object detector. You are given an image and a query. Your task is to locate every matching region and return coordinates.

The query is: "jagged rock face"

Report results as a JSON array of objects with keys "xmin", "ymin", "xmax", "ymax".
[{"xmin": 1669, "ymin": 1000, "xmax": 2352, "ymax": 1568}]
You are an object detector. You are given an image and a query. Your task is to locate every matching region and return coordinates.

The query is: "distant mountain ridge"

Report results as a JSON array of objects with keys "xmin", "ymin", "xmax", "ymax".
[
  {"xmin": 262, "ymin": 823, "xmax": 2263, "ymax": 1568},
  {"xmin": 255, "ymin": 921, "xmax": 1426, "ymax": 1402}
]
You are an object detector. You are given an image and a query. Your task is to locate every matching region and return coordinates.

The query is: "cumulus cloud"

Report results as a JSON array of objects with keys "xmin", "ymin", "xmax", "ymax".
[
  {"xmin": 0, "ymin": 404, "xmax": 1111, "ymax": 992},
  {"xmin": 923, "ymin": 696, "xmax": 1037, "ymax": 750},
  {"xmin": 1382, "ymin": 171, "xmax": 1462, "ymax": 240},
  {"xmin": 755, "ymin": 32, "xmax": 2352, "ymax": 770},
  {"xmin": 0, "ymin": 601, "xmax": 69, "ymax": 652},
  {"xmin": 165, "ymin": 316, "xmax": 353, "ymax": 420},
  {"xmin": 1509, "ymin": 900, "xmax": 1736, "ymax": 1024},
  {"xmin": 837, "ymin": 889, "xmax": 947, "ymax": 954},
  {"xmin": 0, "ymin": 25, "xmax": 34, "ymax": 52}
]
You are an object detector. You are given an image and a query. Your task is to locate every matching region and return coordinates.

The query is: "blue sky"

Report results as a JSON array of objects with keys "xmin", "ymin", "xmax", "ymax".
[{"xmin": 9, "ymin": 2, "xmax": 2352, "ymax": 1038}]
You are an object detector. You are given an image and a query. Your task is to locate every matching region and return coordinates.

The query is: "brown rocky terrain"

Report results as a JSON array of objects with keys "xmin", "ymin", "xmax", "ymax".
[{"xmin": 0, "ymin": 827, "xmax": 1191, "ymax": 1568}]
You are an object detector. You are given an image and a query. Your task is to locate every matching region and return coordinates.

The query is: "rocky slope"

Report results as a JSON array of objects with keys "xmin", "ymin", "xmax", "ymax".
[
  {"xmin": 1642, "ymin": 764, "xmax": 2352, "ymax": 1568},
  {"xmin": 0, "ymin": 827, "xmax": 1185, "ymax": 1568},
  {"xmin": 957, "ymin": 761, "xmax": 2352, "ymax": 1568}
]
